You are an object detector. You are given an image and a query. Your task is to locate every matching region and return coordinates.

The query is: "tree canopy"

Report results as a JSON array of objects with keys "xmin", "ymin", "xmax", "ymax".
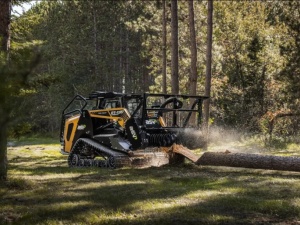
[{"xmin": 5, "ymin": 0, "xmax": 300, "ymax": 141}]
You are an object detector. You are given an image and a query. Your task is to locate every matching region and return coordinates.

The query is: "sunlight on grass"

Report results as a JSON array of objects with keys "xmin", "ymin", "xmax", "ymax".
[
  {"xmin": 50, "ymin": 200, "xmax": 93, "ymax": 213},
  {"xmin": 287, "ymin": 143, "xmax": 300, "ymax": 150},
  {"xmin": 82, "ymin": 180, "xmax": 146, "ymax": 188},
  {"xmin": 207, "ymin": 214, "xmax": 235, "ymax": 223},
  {"xmin": 2, "ymin": 138, "xmax": 300, "ymax": 224},
  {"xmin": 291, "ymin": 198, "xmax": 300, "ymax": 207}
]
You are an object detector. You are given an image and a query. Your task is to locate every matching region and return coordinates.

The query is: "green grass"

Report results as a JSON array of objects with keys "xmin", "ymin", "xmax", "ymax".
[{"xmin": 1, "ymin": 138, "xmax": 300, "ymax": 224}]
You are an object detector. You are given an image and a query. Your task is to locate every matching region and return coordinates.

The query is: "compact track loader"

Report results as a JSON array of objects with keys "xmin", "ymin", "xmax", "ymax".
[{"xmin": 60, "ymin": 91, "xmax": 208, "ymax": 168}]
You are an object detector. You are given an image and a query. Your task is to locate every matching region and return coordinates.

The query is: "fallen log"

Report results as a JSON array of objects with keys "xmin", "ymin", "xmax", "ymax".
[{"xmin": 196, "ymin": 151, "xmax": 300, "ymax": 172}]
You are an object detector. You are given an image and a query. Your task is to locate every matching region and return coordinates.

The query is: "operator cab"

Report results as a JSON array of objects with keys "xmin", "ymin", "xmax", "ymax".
[{"xmin": 98, "ymin": 97, "xmax": 122, "ymax": 109}]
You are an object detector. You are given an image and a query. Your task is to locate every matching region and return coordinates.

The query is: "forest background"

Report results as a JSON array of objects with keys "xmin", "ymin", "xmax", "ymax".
[
  {"xmin": 1, "ymin": 1, "xmax": 300, "ymax": 223},
  {"xmin": 4, "ymin": 0, "xmax": 300, "ymax": 144}
]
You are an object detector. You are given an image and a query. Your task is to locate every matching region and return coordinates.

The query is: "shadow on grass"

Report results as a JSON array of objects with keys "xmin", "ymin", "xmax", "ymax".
[
  {"xmin": 8, "ymin": 137, "xmax": 59, "ymax": 147},
  {"xmin": 1, "ymin": 164, "xmax": 300, "ymax": 224},
  {"xmin": 3, "ymin": 139, "xmax": 300, "ymax": 225}
]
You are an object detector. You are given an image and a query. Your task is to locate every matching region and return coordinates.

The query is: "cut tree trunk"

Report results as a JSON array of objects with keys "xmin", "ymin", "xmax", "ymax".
[{"xmin": 196, "ymin": 152, "xmax": 300, "ymax": 172}]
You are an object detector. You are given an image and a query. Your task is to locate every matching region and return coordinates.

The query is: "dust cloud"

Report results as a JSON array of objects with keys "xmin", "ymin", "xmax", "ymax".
[
  {"xmin": 180, "ymin": 127, "xmax": 265, "ymax": 154},
  {"xmin": 207, "ymin": 126, "xmax": 265, "ymax": 154}
]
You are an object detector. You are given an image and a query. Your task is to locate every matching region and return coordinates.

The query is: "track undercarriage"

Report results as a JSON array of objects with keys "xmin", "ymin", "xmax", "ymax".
[{"xmin": 67, "ymin": 138, "xmax": 189, "ymax": 169}]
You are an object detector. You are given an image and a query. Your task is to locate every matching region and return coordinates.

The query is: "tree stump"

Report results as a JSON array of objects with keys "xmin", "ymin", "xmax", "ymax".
[{"xmin": 196, "ymin": 151, "xmax": 300, "ymax": 172}]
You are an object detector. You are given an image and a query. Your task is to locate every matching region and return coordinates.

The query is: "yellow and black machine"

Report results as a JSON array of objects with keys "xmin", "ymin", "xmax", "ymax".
[{"xmin": 60, "ymin": 91, "xmax": 208, "ymax": 168}]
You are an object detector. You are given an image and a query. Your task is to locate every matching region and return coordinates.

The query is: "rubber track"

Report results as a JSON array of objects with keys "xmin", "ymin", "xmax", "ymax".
[{"xmin": 73, "ymin": 138, "xmax": 131, "ymax": 168}]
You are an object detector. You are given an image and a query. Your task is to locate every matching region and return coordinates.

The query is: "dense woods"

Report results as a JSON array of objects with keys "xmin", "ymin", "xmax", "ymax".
[{"xmin": 2, "ymin": 1, "xmax": 300, "ymax": 141}]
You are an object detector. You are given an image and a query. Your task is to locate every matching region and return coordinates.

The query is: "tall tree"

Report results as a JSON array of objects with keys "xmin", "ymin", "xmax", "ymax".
[
  {"xmin": 203, "ymin": 0, "xmax": 213, "ymax": 136},
  {"xmin": 188, "ymin": 0, "xmax": 198, "ymax": 96},
  {"xmin": 162, "ymin": 0, "xmax": 167, "ymax": 93},
  {"xmin": 0, "ymin": 0, "xmax": 11, "ymax": 53},
  {"xmin": 187, "ymin": 0, "xmax": 198, "ymax": 126},
  {"xmin": 0, "ymin": 0, "xmax": 12, "ymax": 181},
  {"xmin": 171, "ymin": 0, "xmax": 179, "ymax": 94}
]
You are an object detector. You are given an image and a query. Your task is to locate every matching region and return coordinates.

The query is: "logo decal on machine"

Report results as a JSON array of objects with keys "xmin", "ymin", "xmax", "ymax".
[
  {"xmin": 129, "ymin": 126, "xmax": 138, "ymax": 140},
  {"xmin": 111, "ymin": 110, "xmax": 124, "ymax": 116},
  {"xmin": 91, "ymin": 111, "xmax": 108, "ymax": 116},
  {"xmin": 77, "ymin": 124, "xmax": 86, "ymax": 130},
  {"xmin": 145, "ymin": 119, "xmax": 158, "ymax": 125}
]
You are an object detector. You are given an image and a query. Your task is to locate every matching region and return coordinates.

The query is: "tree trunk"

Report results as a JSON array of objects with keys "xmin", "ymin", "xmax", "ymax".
[
  {"xmin": 162, "ymin": 0, "xmax": 167, "ymax": 94},
  {"xmin": 203, "ymin": 0, "xmax": 213, "ymax": 146},
  {"xmin": 0, "ymin": 0, "xmax": 11, "ymax": 53},
  {"xmin": 196, "ymin": 152, "xmax": 300, "ymax": 172},
  {"xmin": 188, "ymin": 0, "xmax": 198, "ymax": 126},
  {"xmin": 0, "ymin": 118, "xmax": 8, "ymax": 181},
  {"xmin": 92, "ymin": 0, "xmax": 100, "ymax": 90},
  {"xmin": 125, "ymin": 30, "xmax": 131, "ymax": 92},
  {"xmin": 188, "ymin": 0, "xmax": 197, "ymax": 96},
  {"xmin": 0, "ymin": 0, "xmax": 11, "ymax": 181},
  {"xmin": 119, "ymin": 25, "xmax": 124, "ymax": 93},
  {"xmin": 171, "ymin": 0, "xmax": 179, "ymax": 94}
]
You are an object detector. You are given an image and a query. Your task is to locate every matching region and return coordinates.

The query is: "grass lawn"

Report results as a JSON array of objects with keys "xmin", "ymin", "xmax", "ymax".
[{"xmin": 1, "ymin": 138, "xmax": 300, "ymax": 224}]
